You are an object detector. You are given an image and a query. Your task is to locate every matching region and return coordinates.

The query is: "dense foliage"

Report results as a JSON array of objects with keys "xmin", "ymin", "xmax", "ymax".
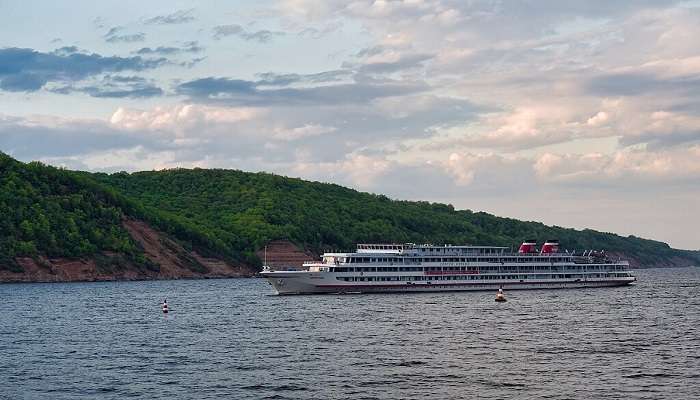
[
  {"xmin": 0, "ymin": 153, "xmax": 152, "ymax": 271},
  {"xmin": 2, "ymin": 151, "xmax": 695, "ymax": 272},
  {"xmin": 93, "ymin": 168, "xmax": 699, "ymax": 267},
  {"xmin": 0, "ymin": 154, "xmax": 238, "ymax": 272}
]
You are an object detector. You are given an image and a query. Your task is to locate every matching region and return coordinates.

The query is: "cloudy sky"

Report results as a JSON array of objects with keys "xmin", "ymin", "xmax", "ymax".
[{"xmin": 1, "ymin": 1, "xmax": 699, "ymax": 249}]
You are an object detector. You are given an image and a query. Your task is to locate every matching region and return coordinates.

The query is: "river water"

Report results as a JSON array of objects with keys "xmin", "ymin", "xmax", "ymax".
[{"xmin": 1, "ymin": 267, "xmax": 698, "ymax": 399}]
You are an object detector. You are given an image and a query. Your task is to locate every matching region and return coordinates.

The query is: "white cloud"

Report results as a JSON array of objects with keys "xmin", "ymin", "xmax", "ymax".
[
  {"xmin": 42, "ymin": 146, "xmax": 183, "ymax": 171},
  {"xmin": 109, "ymin": 104, "xmax": 263, "ymax": 131},
  {"xmin": 292, "ymin": 153, "xmax": 392, "ymax": 187},
  {"xmin": 534, "ymin": 146, "xmax": 700, "ymax": 183},
  {"xmin": 586, "ymin": 111, "xmax": 609, "ymax": 126}
]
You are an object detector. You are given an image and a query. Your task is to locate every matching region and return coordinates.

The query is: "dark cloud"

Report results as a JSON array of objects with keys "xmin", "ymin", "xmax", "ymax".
[
  {"xmin": 178, "ymin": 77, "xmax": 256, "ymax": 95},
  {"xmin": 297, "ymin": 21, "xmax": 343, "ymax": 39},
  {"xmin": 246, "ymin": 30, "xmax": 283, "ymax": 43},
  {"xmin": 586, "ymin": 71, "xmax": 700, "ymax": 97},
  {"xmin": 212, "ymin": 24, "xmax": 284, "ymax": 42},
  {"xmin": 212, "ymin": 24, "xmax": 244, "ymax": 39},
  {"xmin": 136, "ymin": 46, "xmax": 181, "ymax": 55},
  {"xmin": 52, "ymin": 46, "xmax": 81, "ymax": 56},
  {"xmin": 619, "ymin": 130, "xmax": 700, "ymax": 150},
  {"xmin": 104, "ymin": 26, "xmax": 145, "ymax": 43},
  {"xmin": 0, "ymin": 47, "xmax": 166, "ymax": 92},
  {"xmin": 350, "ymin": 46, "xmax": 434, "ymax": 75},
  {"xmin": 109, "ymin": 75, "xmax": 147, "ymax": 83},
  {"xmin": 256, "ymin": 70, "xmax": 352, "ymax": 86},
  {"xmin": 135, "ymin": 41, "xmax": 203, "ymax": 55},
  {"xmin": 354, "ymin": 54, "xmax": 433, "ymax": 75},
  {"xmin": 85, "ymin": 86, "xmax": 163, "ymax": 98},
  {"xmin": 176, "ymin": 76, "xmax": 428, "ymax": 106},
  {"xmin": 667, "ymin": 100, "xmax": 700, "ymax": 117},
  {"xmin": 180, "ymin": 57, "xmax": 207, "ymax": 68},
  {"xmin": 355, "ymin": 46, "xmax": 386, "ymax": 58},
  {"xmin": 0, "ymin": 73, "xmax": 46, "ymax": 91},
  {"xmin": 52, "ymin": 75, "xmax": 163, "ymax": 98},
  {"xmin": 143, "ymin": 9, "xmax": 195, "ymax": 25}
]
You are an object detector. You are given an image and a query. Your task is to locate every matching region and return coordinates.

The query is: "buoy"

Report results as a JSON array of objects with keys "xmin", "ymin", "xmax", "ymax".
[
  {"xmin": 495, "ymin": 288, "xmax": 507, "ymax": 302},
  {"xmin": 162, "ymin": 299, "xmax": 169, "ymax": 313}
]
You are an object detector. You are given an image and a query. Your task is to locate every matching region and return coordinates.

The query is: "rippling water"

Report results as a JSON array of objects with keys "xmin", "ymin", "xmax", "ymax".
[{"xmin": 1, "ymin": 267, "xmax": 699, "ymax": 399}]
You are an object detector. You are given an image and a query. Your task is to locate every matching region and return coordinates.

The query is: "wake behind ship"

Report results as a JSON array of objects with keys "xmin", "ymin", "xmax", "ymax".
[{"xmin": 260, "ymin": 240, "xmax": 636, "ymax": 295}]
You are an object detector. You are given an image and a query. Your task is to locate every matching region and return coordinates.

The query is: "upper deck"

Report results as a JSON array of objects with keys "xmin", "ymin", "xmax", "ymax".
[
  {"xmin": 315, "ymin": 243, "xmax": 624, "ymax": 266},
  {"xmin": 356, "ymin": 243, "xmax": 508, "ymax": 256}
]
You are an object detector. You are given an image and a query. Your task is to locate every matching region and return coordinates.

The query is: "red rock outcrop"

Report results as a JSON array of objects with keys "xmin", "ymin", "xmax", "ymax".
[{"xmin": 256, "ymin": 240, "xmax": 317, "ymax": 271}]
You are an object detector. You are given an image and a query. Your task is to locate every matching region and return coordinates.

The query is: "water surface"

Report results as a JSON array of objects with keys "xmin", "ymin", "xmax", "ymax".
[{"xmin": 1, "ymin": 267, "xmax": 699, "ymax": 399}]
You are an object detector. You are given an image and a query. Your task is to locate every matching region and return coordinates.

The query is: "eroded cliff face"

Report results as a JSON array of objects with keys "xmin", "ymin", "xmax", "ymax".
[
  {"xmin": 255, "ymin": 239, "xmax": 317, "ymax": 270},
  {"xmin": 0, "ymin": 219, "xmax": 256, "ymax": 283}
]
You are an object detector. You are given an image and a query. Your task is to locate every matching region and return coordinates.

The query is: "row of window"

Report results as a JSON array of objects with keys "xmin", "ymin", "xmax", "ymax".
[
  {"xmin": 356, "ymin": 246, "xmax": 505, "ymax": 254},
  {"xmin": 331, "ymin": 265, "xmax": 625, "ymax": 273},
  {"xmin": 336, "ymin": 273, "xmax": 630, "ymax": 282},
  {"xmin": 412, "ymin": 247, "xmax": 505, "ymax": 254},
  {"xmin": 345, "ymin": 257, "xmax": 572, "ymax": 264},
  {"xmin": 358, "ymin": 244, "xmax": 404, "ymax": 250}
]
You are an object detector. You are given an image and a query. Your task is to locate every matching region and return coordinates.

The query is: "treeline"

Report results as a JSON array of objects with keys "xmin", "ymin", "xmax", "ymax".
[
  {"xmin": 2, "ymin": 151, "xmax": 695, "ymax": 272},
  {"xmin": 92, "ymin": 167, "xmax": 698, "ymax": 267}
]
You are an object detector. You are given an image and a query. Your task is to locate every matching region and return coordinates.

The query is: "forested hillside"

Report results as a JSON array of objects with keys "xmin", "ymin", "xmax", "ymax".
[
  {"xmin": 0, "ymin": 153, "xmax": 251, "ymax": 280},
  {"xmin": 92, "ymin": 168, "xmax": 699, "ymax": 268},
  {"xmin": 1, "ymin": 151, "xmax": 696, "ymax": 280}
]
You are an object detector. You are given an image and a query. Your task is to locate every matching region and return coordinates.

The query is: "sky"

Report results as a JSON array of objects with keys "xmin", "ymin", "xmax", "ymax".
[{"xmin": 1, "ymin": 0, "xmax": 699, "ymax": 249}]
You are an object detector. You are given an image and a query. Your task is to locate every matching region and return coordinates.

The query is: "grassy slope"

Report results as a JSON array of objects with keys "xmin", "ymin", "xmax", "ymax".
[{"xmin": 92, "ymin": 168, "xmax": 699, "ymax": 267}]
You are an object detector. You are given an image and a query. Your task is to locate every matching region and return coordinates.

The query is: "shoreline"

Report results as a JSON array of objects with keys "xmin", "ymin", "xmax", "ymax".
[{"xmin": 3, "ymin": 265, "xmax": 698, "ymax": 285}]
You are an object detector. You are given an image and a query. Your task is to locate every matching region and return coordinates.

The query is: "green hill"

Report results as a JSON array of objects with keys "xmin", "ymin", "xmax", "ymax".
[
  {"xmin": 91, "ymin": 167, "xmax": 699, "ymax": 268},
  {"xmin": 0, "ymin": 153, "xmax": 250, "ymax": 279},
  {"xmin": 1, "ymin": 152, "xmax": 697, "ymax": 280}
]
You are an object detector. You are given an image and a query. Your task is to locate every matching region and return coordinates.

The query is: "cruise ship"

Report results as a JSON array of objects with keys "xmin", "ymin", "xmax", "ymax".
[{"xmin": 260, "ymin": 240, "xmax": 636, "ymax": 295}]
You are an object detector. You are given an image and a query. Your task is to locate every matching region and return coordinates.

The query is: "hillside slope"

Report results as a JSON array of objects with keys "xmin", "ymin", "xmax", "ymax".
[
  {"xmin": 0, "ymin": 154, "xmax": 254, "ymax": 282},
  {"xmin": 93, "ymin": 168, "xmax": 699, "ymax": 268}
]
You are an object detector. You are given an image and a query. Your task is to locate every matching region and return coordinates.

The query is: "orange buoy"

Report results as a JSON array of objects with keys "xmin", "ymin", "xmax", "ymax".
[{"xmin": 495, "ymin": 288, "xmax": 507, "ymax": 302}]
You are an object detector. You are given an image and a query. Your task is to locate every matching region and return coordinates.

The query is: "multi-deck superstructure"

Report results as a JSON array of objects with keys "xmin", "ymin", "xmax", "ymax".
[{"xmin": 260, "ymin": 240, "xmax": 636, "ymax": 295}]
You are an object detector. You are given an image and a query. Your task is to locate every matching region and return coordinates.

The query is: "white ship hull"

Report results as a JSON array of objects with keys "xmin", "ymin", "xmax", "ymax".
[{"xmin": 260, "ymin": 271, "xmax": 635, "ymax": 295}]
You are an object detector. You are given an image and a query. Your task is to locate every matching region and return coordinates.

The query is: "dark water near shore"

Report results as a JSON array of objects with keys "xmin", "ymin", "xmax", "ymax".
[{"xmin": 1, "ymin": 267, "xmax": 699, "ymax": 399}]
